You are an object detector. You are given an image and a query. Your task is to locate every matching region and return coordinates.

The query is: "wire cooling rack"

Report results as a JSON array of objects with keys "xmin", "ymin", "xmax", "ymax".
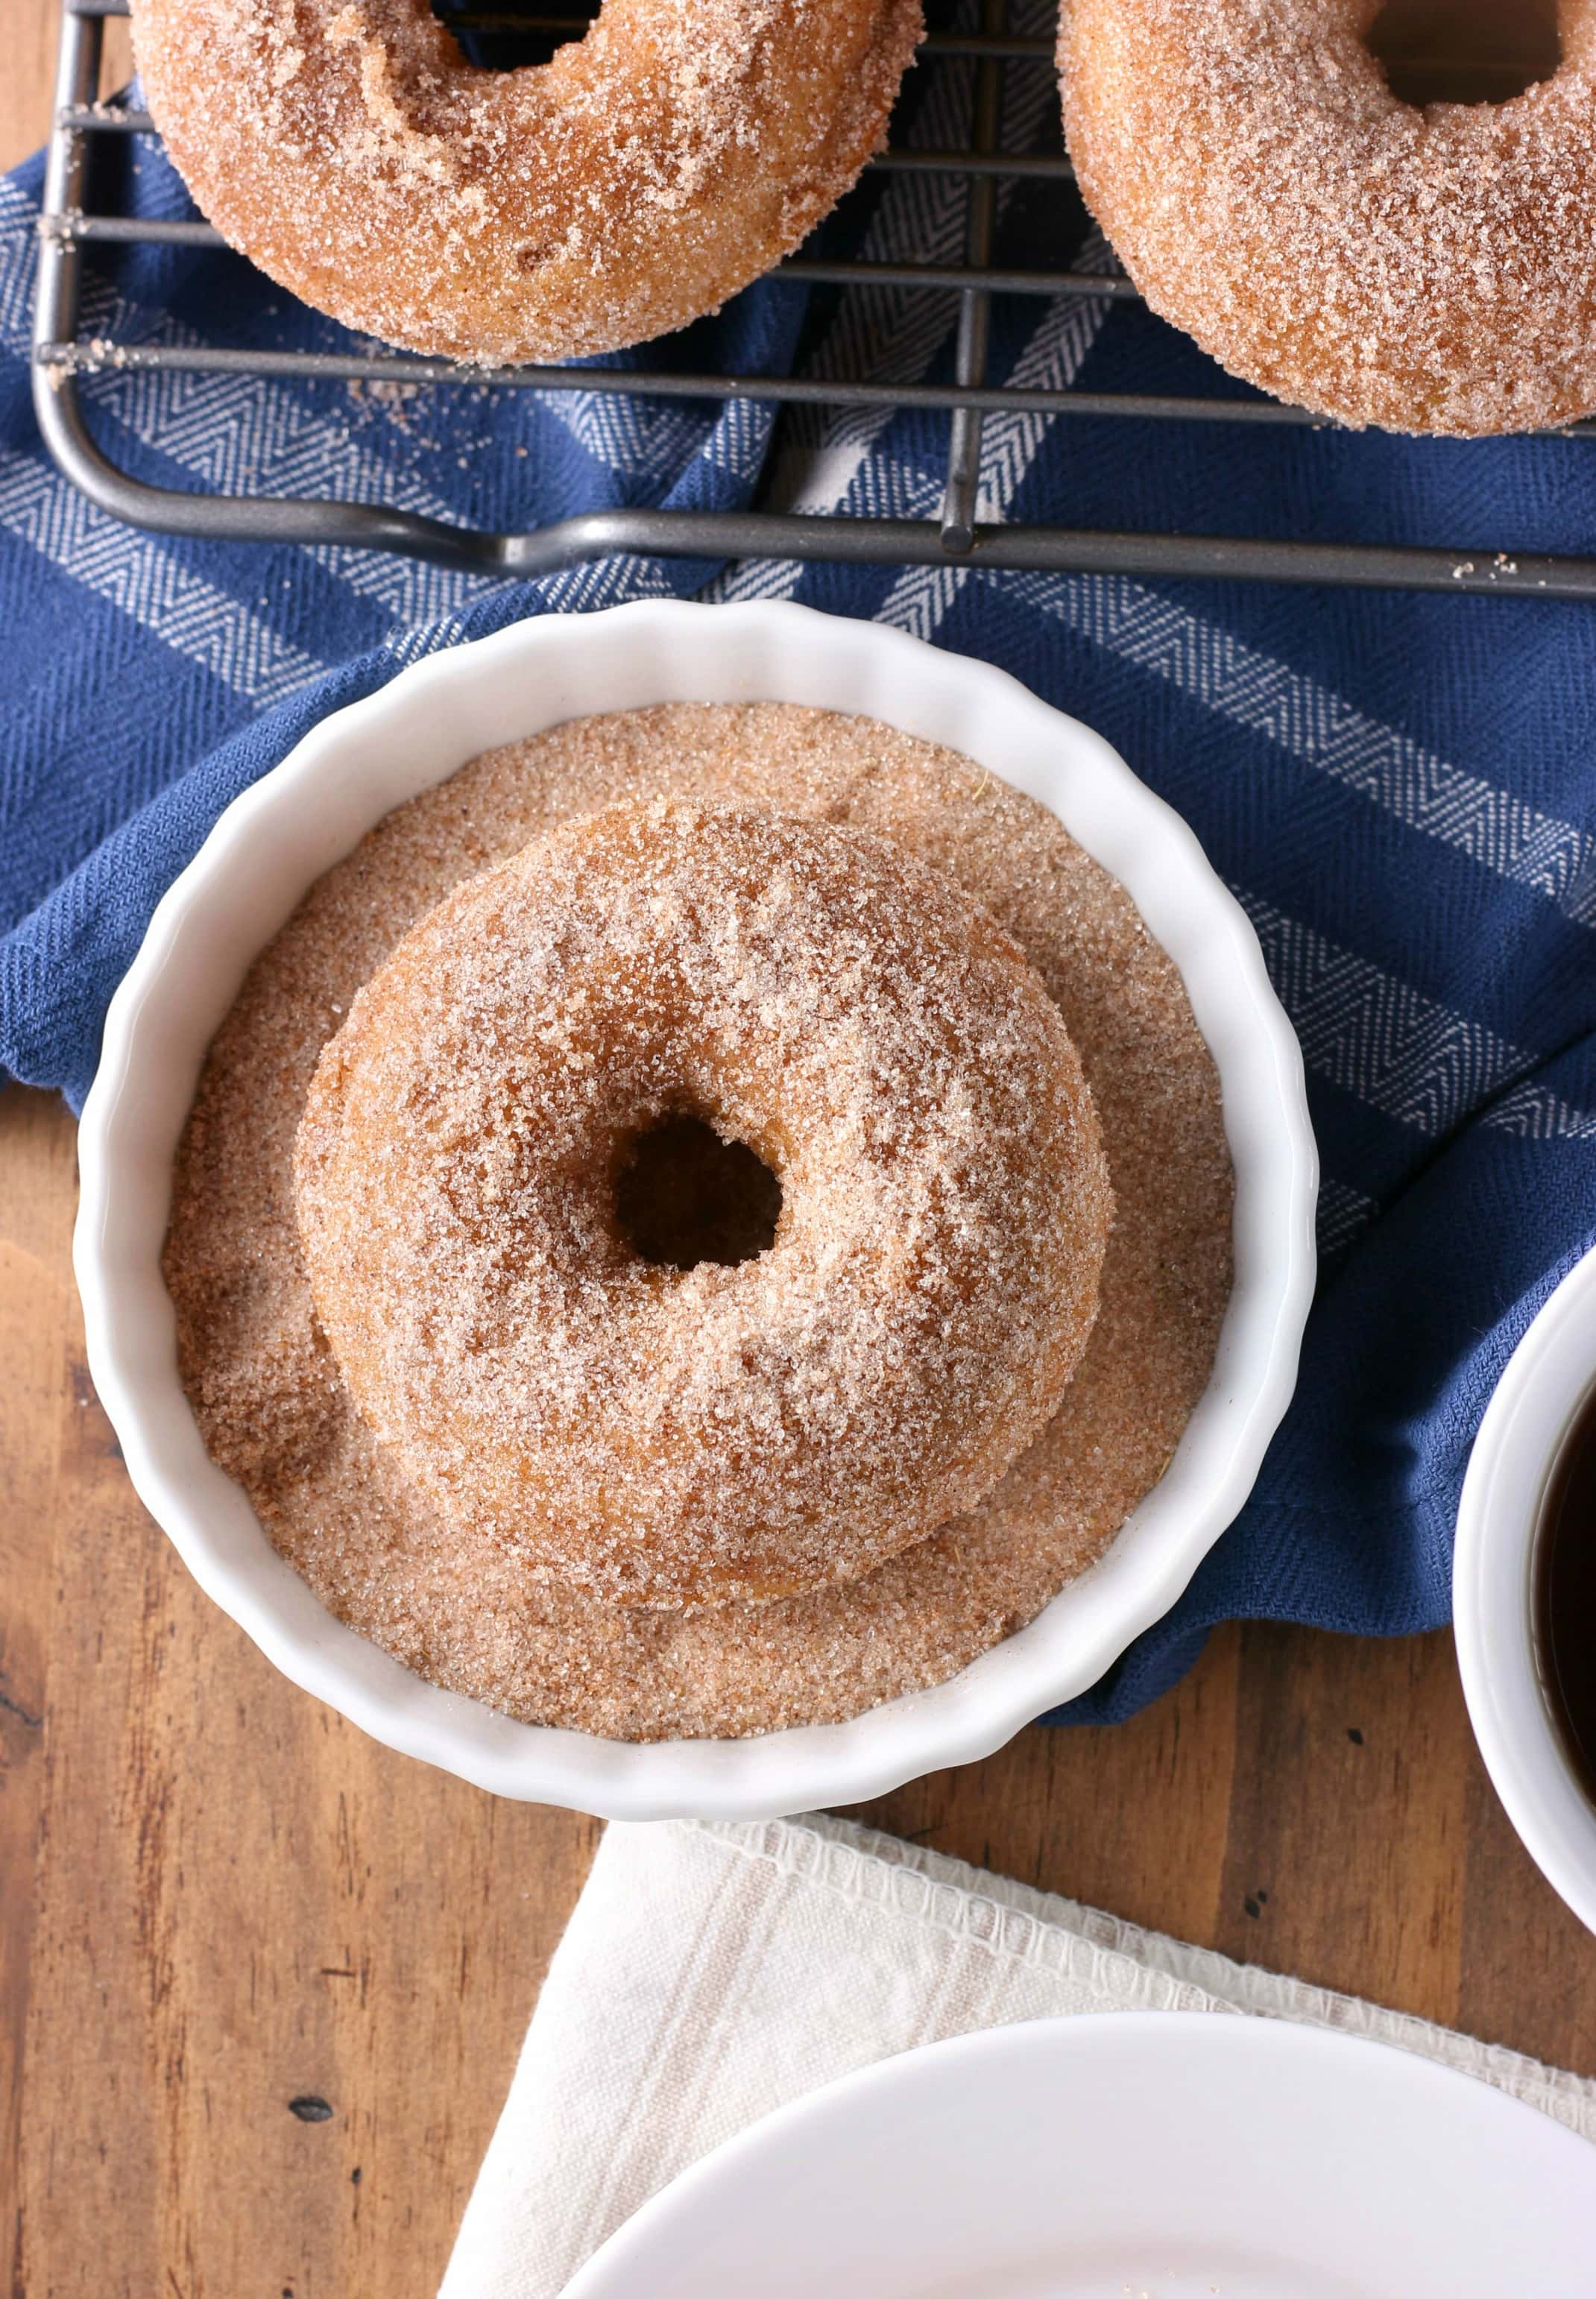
[{"xmin": 31, "ymin": 0, "xmax": 1596, "ymax": 598}]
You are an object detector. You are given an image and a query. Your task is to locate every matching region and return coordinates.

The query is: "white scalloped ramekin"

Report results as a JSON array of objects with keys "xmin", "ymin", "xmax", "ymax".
[{"xmin": 75, "ymin": 600, "xmax": 1316, "ymax": 1819}]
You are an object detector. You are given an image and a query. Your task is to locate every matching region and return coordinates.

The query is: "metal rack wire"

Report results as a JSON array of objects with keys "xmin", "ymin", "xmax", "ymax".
[{"xmin": 31, "ymin": 0, "xmax": 1596, "ymax": 598}]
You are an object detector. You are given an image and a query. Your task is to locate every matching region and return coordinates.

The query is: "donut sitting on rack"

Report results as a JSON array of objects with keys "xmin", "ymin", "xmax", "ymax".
[
  {"xmin": 1060, "ymin": 0, "xmax": 1596, "ymax": 436},
  {"xmin": 130, "ymin": 0, "xmax": 924, "ymax": 364}
]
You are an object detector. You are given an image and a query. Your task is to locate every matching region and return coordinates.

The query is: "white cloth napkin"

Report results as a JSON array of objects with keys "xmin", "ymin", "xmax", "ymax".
[{"xmin": 439, "ymin": 1811, "xmax": 1596, "ymax": 2298}]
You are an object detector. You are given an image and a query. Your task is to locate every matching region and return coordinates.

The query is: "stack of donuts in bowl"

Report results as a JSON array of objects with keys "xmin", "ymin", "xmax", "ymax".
[
  {"xmin": 291, "ymin": 799, "xmax": 1115, "ymax": 1618},
  {"xmin": 130, "ymin": 0, "xmax": 1596, "ymax": 433},
  {"xmin": 73, "ymin": 603, "xmax": 1315, "ymax": 1817}
]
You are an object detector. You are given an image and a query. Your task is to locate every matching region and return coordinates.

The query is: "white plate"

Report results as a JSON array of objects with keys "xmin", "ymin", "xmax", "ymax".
[
  {"xmin": 564, "ymin": 2013, "xmax": 1596, "ymax": 2299},
  {"xmin": 75, "ymin": 599, "xmax": 1316, "ymax": 1817}
]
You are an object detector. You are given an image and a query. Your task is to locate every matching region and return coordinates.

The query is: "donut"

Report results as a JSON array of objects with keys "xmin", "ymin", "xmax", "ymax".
[
  {"xmin": 1059, "ymin": 0, "xmax": 1596, "ymax": 435},
  {"xmin": 293, "ymin": 798, "xmax": 1112, "ymax": 1609},
  {"xmin": 130, "ymin": 0, "xmax": 924, "ymax": 363}
]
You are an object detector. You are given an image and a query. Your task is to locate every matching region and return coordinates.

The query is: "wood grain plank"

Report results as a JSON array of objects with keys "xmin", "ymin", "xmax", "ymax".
[
  {"xmin": 857, "ymin": 1622, "xmax": 1240, "ymax": 1950},
  {"xmin": 1214, "ymin": 1622, "xmax": 1469, "ymax": 2025},
  {"xmin": 0, "ymin": 1091, "xmax": 77, "ymax": 2299},
  {"xmin": 1, "ymin": 5, "xmax": 131, "ymax": 171},
  {"xmin": 4, "ymin": 1091, "xmax": 598, "ymax": 2299},
  {"xmin": 1458, "ymin": 1750, "xmax": 1596, "ymax": 2075},
  {"xmin": 0, "ymin": 1, "xmax": 62, "ymax": 174}
]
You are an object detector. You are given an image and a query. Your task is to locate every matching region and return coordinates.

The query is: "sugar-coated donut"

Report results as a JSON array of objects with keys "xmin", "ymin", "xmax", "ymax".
[
  {"xmin": 1060, "ymin": 0, "xmax": 1596, "ymax": 435},
  {"xmin": 130, "ymin": 0, "xmax": 923, "ymax": 362},
  {"xmin": 293, "ymin": 799, "xmax": 1112, "ymax": 1609}
]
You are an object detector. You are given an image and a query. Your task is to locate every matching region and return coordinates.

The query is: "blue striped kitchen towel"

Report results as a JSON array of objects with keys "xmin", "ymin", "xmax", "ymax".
[{"xmin": 4, "ymin": 6, "xmax": 1595, "ymax": 1721}]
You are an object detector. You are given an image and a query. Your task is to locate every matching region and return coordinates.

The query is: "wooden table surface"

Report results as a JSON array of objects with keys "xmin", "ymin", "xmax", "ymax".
[{"xmin": 4, "ymin": 19, "xmax": 1594, "ymax": 2298}]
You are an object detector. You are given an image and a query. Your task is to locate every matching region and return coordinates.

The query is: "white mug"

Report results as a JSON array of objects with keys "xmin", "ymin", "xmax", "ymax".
[{"xmin": 1454, "ymin": 1243, "xmax": 1596, "ymax": 1937}]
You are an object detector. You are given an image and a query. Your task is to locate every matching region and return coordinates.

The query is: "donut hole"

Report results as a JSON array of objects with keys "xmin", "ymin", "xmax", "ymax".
[
  {"xmin": 613, "ymin": 1115, "xmax": 783, "ymax": 1273},
  {"xmin": 1366, "ymin": 0, "xmax": 1561, "ymax": 105},
  {"xmin": 430, "ymin": 0, "xmax": 601, "ymax": 73}
]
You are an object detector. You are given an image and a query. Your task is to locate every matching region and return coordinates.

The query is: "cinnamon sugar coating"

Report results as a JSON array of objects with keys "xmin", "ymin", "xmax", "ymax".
[
  {"xmin": 294, "ymin": 800, "xmax": 1111, "ymax": 1608},
  {"xmin": 164, "ymin": 705, "xmax": 1233, "ymax": 1739},
  {"xmin": 1060, "ymin": 0, "xmax": 1596, "ymax": 435},
  {"xmin": 129, "ymin": 0, "xmax": 924, "ymax": 363}
]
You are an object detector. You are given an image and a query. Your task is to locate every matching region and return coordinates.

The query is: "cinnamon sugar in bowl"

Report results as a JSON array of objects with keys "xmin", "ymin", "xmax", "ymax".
[{"xmin": 75, "ymin": 602, "xmax": 1316, "ymax": 1820}]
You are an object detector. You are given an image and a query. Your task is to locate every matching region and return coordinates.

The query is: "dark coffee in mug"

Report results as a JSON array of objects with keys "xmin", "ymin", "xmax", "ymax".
[{"xmin": 1534, "ymin": 1388, "xmax": 1596, "ymax": 1811}]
